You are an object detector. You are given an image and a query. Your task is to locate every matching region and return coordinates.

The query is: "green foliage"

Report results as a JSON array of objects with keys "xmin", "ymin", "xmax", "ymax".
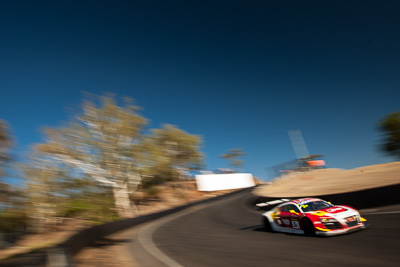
[
  {"xmin": 0, "ymin": 120, "xmax": 28, "ymax": 233},
  {"xmin": 0, "ymin": 209, "xmax": 28, "ymax": 233},
  {"xmin": 0, "ymin": 119, "xmax": 12, "ymax": 179},
  {"xmin": 0, "ymin": 100, "xmax": 205, "ymax": 234},
  {"xmin": 379, "ymin": 112, "xmax": 400, "ymax": 159},
  {"xmin": 143, "ymin": 185, "xmax": 161, "ymax": 199},
  {"xmin": 61, "ymin": 200, "xmax": 91, "ymax": 217},
  {"xmin": 220, "ymin": 148, "xmax": 246, "ymax": 171},
  {"xmin": 28, "ymin": 93, "xmax": 148, "ymax": 218},
  {"xmin": 59, "ymin": 194, "xmax": 119, "ymax": 224},
  {"xmin": 20, "ymin": 93, "xmax": 204, "ymax": 223},
  {"xmin": 23, "ymin": 160, "xmax": 119, "ymax": 224},
  {"xmin": 139, "ymin": 124, "xmax": 203, "ymax": 183}
]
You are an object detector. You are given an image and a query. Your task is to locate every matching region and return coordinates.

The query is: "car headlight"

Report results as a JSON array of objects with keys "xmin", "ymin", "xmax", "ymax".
[{"xmin": 320, "ymin": 218, "xmax": 337, "ymax": 222}]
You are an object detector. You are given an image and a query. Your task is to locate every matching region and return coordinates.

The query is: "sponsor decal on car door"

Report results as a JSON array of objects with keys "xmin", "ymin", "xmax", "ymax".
[{"xmin": 280, "ymin": 210, "xmax": 295, "ymax": 229}]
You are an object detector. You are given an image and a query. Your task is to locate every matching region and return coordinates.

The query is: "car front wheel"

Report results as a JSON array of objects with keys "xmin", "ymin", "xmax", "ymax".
[{"xmin": 302, "ymin": 218, "xmax": 316, "ymax": 236}]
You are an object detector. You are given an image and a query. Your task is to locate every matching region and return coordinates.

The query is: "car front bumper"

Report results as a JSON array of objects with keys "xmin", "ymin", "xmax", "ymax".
[{"xmin": 316, "ymin": 223, "xmax": 366, "ymax": 236}]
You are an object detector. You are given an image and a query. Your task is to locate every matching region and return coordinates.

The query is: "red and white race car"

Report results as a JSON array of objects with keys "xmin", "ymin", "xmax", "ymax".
[{"xmin": 261, "ymin": 198, "xmax": 367, "ymax": 236}]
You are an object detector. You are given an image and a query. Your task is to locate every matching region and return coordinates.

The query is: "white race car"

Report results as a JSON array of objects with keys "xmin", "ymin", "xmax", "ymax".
[{"xmin": 261, "ymin": 198, "xmax": 367, "ymax": 236}]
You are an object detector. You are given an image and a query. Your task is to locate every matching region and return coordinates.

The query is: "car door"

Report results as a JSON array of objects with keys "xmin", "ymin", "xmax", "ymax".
[{"xmin": 280, "ymin": 204, "xmax": 301, "ymax": 230}]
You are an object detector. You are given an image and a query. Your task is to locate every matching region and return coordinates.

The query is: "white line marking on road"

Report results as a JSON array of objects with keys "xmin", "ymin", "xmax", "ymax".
[{"xmin": 138, "ymin": 219, "xmax": 184, "ymax": 267}]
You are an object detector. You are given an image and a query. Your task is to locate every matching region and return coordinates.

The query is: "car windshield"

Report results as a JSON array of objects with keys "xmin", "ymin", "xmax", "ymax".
[{"xmin": 300, "ymin": 201, "xmax": 333, "ymax": 212}]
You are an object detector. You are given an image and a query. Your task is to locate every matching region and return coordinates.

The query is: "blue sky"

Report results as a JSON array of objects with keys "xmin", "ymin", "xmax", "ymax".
[{"xmin": 1, "ymin": 0, "xmax": 399, "ymax": 180}]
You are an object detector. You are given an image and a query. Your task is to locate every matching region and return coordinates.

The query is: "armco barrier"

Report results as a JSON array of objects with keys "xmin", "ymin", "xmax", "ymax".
[
  {"xmin": 253, "ymin": 183, "xmax": 400, "ymax": 211},
  {"xmin": 48, "ymin": 188, "xmax": 250, "ymax": 267}
]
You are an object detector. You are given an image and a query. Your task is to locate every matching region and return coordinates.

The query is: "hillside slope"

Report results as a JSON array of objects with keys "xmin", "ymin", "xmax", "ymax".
[{"xmin": 253, "ymin": 161, "xmax": 400, "ymax": 197}]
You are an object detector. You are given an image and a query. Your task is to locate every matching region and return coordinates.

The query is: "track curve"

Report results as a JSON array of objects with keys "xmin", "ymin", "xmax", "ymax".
[{"xmin": 151, "ymin": 189, "xmax": 400, "ymax": 267}]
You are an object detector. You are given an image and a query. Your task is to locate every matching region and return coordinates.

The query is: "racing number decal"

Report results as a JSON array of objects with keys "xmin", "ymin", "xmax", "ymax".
[{"xmin": 291, "ymin": 220, "xmax": 300, "ymax": 229}]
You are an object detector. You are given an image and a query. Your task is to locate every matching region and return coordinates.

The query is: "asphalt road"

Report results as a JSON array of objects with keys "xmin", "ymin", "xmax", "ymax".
[{"xmin": 133, "ymin": 188, "xmax": 400, "ymax": 267}]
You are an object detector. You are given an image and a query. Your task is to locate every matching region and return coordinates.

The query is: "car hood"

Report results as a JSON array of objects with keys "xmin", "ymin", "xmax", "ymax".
[{"xmin": 307, "ymin": 205, "xmax": 359, "ymax": 221}]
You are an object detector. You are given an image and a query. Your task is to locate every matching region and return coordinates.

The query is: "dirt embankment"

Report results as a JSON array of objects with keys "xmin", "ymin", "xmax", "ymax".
[{"xmin": 253, "ymin": 161, "xmax": 400, "ymax": 197}]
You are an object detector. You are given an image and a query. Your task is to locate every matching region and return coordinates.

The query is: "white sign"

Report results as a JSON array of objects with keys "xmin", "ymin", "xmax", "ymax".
[{"xmin": 195, "ymin": 173, "xmax": 255, "ymax": 191}]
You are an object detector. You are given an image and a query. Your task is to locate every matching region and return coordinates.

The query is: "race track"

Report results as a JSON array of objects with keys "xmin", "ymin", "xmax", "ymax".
[{"xmin": 133, "ymin": 188, "xmax": 400, "ymax": 267}]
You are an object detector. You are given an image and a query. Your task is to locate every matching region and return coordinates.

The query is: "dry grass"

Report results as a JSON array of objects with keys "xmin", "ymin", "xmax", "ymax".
[{"xmin": 253, "ymin": 161, "xmax": 400, "ymax": 197}]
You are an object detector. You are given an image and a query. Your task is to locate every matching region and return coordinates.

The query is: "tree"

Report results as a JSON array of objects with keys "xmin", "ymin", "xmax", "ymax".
[
  {"xmin": 33, "ymin": 94, "xmax": 148, "ymax": 218},
  {"xmin": 23, "ymin": 94, "xmax": 204, "ymax": 220},
  {"xmin": 21, "ymin": 153, "xmax": 65, "ymax": 232},
  {"xmin": 22, "ymin": 151, "xmax": 118, "ymax": 231},
  {"xmin": 0, "ymin": 119, "xmax": 14, "ymax": 226},
  {"xmin": 220, "ymin": 148, "xmax": 246, "ymax": 172},
  {"xmin": 0, "ymin": 120, "xmax": 16, "ymax": 210},
  {"xmin": 139, "ymin": 124, "xmax": 203, "ymax": 185},
  {"xmin": 0, "ymin": 119, "xmax": 12, "ymax": 179},
  {"xmin": 0, "ymin": 120, "xmax": 27, "ymax": 237},
  {"xmin": 378, "ymin": 112, "xmax": 400, "ymax": 160}
]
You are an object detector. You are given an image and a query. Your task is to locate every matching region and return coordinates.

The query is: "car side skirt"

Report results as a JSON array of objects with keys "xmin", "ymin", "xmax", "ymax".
[{"xmin": 263, "ymin": 214, "xmax": 305, "ymax": 235}]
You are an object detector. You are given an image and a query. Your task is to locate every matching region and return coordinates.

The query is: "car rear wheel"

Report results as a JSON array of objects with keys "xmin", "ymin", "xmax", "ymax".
[
  {"xmin": 302, "ymin": 218, "xmax": 315, "ymax": 236},
  {"xmin": 263, "ymin": 217, "xmax": 273, "ymax": 232}
]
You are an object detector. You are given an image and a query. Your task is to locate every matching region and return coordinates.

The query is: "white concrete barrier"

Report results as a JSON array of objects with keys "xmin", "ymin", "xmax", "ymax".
[{"xmin": 195, "ymin": 173, "xmax": 255, "ymax": 191}]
